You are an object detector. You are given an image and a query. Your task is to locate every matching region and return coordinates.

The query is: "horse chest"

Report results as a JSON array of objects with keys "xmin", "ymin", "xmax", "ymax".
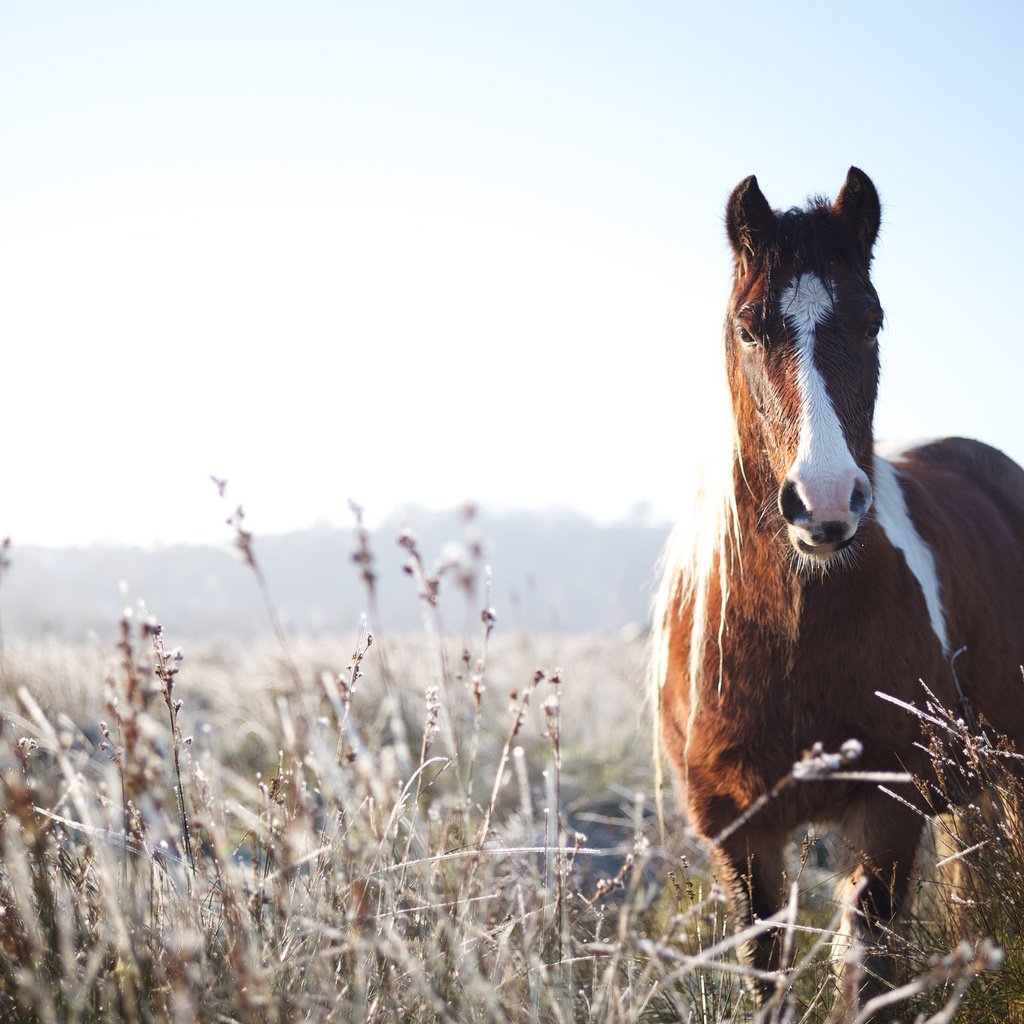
[{"xmin": 689, "ymin": 612, "xmax": 932, "ymax": 788}]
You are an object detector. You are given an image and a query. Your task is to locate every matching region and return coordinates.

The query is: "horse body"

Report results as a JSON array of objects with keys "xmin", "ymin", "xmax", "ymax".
[{"xmin": 655, "ymin": 169, "xmax": 1024, "ymax": 1014}]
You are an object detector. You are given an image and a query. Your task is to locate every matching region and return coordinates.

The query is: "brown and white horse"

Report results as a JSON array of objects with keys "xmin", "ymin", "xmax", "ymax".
[{"xmin": 652, "ymin": 168, "xmax": 1024, "ymax": 1015}]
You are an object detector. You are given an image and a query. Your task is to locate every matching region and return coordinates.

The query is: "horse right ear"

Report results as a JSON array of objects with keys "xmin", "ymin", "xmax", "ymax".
[
  {"xmin": 834, "ymin": 166, "xmax": 881, "ymax": 266},
  {"xmin": 726, "ymin": 175, "xmax": 776, "ymax": 264}
]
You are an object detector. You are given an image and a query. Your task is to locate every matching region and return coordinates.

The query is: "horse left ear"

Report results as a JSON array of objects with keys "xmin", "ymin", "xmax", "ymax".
[{"xmin": 834, "ymin": 167, "xmax": 881, "ymax": 264}]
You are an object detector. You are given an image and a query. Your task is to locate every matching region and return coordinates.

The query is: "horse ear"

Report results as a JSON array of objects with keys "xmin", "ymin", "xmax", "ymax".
[
  {"xmin": 726, "ymin": 175, "xmax": 776, "ymax": 263},
  {"xmin": 834, "ymin": 166, "xmax": 881, "ymax": 264}
]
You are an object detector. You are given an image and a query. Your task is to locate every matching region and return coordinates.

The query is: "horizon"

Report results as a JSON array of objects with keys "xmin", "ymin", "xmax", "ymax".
[{"xmin": 3, "ymin": 498, "xmax": 670, "ymax": 553}]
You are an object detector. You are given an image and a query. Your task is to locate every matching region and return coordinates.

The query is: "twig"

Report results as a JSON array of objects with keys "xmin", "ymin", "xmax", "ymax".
[{"xmin": 151, "ymin": 623, "xmax": 197, "ymax": 882}]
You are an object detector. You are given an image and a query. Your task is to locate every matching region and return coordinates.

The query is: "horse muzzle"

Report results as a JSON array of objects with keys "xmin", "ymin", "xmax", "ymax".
[{"xmin": 779, "ymin": 468, "xmax": 873, "ymax": 560}]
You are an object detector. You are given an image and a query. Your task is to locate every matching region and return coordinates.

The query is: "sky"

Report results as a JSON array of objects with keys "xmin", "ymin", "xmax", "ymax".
[{"xmin": 3, "ymin": 2, "xmax": 1023, "ymax": 547}]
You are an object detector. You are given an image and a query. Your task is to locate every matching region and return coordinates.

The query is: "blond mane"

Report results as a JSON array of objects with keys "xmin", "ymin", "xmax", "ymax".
[{"xmin": 650, "ymin": 348, "xmax": 742, "ymax": 829}]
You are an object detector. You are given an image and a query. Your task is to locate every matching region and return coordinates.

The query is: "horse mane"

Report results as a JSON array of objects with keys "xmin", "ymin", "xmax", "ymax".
[
  {"xmin": 650, "ymin": 364, "xmax": 740, "ymax": 697},
  {"xmin": 649, "ymin": 327, "xmax": 741, "ymax": 822}
]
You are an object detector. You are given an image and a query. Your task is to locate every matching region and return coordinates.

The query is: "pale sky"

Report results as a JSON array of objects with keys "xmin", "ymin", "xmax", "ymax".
[{"xmin": 3, "ymin": 2, "xmax": 1023, "ymax": 546}]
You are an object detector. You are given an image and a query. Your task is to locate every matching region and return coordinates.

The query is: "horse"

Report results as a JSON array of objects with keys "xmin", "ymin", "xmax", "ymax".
[{"xmin": 652, "ymin": 167, "xmax": 1024, "ymax": 1018}]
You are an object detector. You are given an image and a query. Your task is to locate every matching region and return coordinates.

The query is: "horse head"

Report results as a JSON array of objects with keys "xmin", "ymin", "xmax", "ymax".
[{"xmin": 724, "ymin": 167, "xmax": 884, "ymax": 562}]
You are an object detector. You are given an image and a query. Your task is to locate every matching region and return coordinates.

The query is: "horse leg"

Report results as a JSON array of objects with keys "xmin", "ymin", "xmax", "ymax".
[
  {"xmin": 710, "ymin": 830, "xmax": 788, "ymax": 1010},
  {"xmin": 831, "ymin": 801, "xmax": 926, "ymax": 1021}
]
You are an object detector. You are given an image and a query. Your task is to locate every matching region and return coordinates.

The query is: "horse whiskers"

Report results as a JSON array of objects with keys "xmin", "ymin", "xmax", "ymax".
[{"xmin": 755, "ymin": 494, "xmax": 778, "ymax": 529}]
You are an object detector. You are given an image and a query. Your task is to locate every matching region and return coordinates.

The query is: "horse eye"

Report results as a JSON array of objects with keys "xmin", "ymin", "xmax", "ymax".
[
  {"xmin": 737, "ymin": 326, "xmax": 760, "ymax": 349},
  {"xmin": 864, "ymin": 320, "xmax": 883, "ymax": 345}
]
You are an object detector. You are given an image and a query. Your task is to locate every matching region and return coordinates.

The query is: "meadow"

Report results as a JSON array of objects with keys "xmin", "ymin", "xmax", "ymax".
[{"xmin": 0, "ymin": 516, "xmax": 1018, "ymax": 1022}]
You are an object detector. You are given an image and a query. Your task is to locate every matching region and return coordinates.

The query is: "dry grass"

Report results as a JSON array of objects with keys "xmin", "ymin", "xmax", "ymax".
[{"xmin": 0, "ymin": 516, "xmax": 1016, "ymax": 1022}]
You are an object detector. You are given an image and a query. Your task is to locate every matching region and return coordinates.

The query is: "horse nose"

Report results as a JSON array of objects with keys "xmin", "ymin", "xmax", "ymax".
[{"xmin": 778, "ymin": 469, "xmax": 873, "ymax": 534}]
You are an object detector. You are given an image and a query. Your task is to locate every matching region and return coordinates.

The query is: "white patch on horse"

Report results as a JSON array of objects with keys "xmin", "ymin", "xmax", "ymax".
[
  {"xmin": 872, "ymin": 454, "xmax": 950, "ymax": 654},
  {"xmin": 781, "ymin": 274, "xmax": 861, "ymax": 500}
]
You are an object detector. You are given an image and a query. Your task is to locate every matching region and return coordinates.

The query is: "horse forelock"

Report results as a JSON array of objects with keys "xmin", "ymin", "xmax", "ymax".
[{"xmin": 740, "ymin": 202, "xmax": 867, "ymax": 314}]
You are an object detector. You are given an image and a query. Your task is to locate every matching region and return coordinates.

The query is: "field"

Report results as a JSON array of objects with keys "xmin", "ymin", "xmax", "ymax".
[{"xmin": 0, "ymin": 523, "xmax": 1020, "ymax": 1023}]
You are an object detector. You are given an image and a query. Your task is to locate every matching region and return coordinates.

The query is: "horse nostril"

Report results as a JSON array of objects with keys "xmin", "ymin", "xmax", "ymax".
[
  {"xmin": 850, "ymin": 481, "xmax": 871, "ymax": 518},
  {"xmin": 779, "ymin": 480, "xmax": 808, "ymax": 525}
]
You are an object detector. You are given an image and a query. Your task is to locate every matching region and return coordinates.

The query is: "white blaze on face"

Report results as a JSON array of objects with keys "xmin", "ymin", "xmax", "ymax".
[{"xmin": 780, "ymin": 274, "xmax": 865, "ymax": 524}]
